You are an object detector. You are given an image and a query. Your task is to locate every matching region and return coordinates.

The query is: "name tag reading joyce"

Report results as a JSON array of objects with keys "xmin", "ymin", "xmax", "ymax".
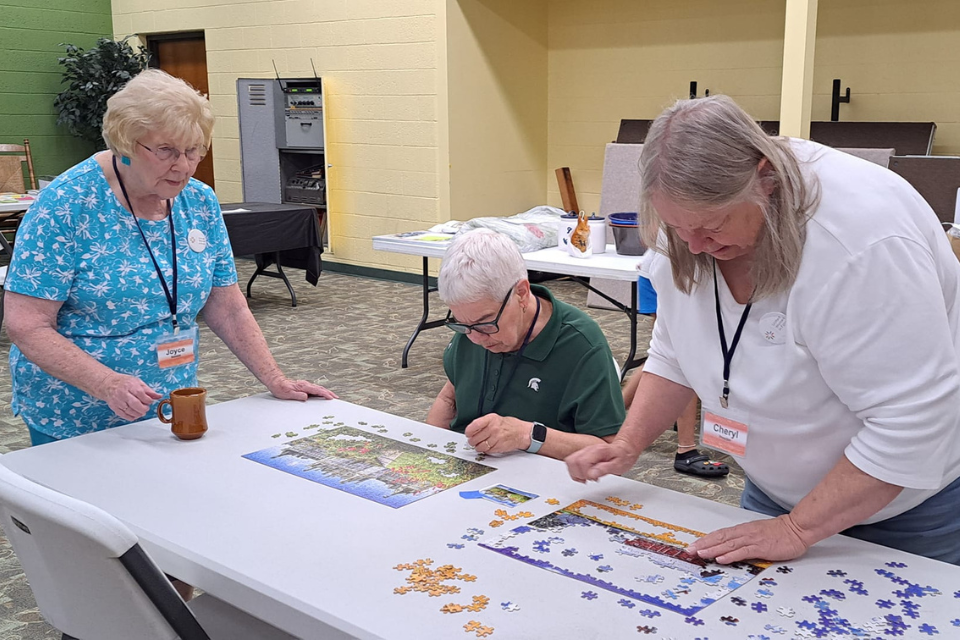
[
  {"xmin": 700, "ymin": 407, "xmax": 749, "ymax": 457},
  {"xmin": 155, "ymin": 327, "xmax": 197, "ymax": 369}
]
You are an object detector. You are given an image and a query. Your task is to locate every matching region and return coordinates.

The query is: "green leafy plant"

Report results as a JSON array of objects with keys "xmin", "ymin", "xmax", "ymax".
[{"xmin": 54, "ymin": 36, "xmax": 151, "ymax": 148}]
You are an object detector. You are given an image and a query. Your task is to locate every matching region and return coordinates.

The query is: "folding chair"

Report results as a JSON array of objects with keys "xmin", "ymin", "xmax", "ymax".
[{"xmin": 0, "ymin": 462, "xmax": 297, "ymax": 640}]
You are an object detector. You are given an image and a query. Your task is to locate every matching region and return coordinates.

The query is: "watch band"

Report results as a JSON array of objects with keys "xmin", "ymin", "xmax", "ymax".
[{"xmin": 525, "ymin": 422, "xmax": 547, "ymax": 454}]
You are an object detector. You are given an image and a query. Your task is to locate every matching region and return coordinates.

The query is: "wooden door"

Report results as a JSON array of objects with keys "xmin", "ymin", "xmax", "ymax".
[{"xmin": 148, "ymin": 35, "xmax": 215, "ymax": 189}]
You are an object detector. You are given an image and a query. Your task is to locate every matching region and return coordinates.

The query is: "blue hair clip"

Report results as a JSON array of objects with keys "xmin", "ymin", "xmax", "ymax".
[{"xmin": 121, "ymin": 156, "xmax": 131, "ymax": 166}]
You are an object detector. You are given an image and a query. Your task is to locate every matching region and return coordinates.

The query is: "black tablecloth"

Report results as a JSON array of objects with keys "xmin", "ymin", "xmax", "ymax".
[{"xmin": 220, "ymin": 202, "xmax": 323, "ymax": 285}]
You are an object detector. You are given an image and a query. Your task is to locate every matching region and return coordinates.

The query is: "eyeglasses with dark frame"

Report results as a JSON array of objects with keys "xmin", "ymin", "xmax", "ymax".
[
  {"xmin": 445, "ymin": 285, "xmax": 516, "ymax": 335},
  {"xmin": 137, "ymin": 141, "xmax": 208, "ymax": 163}
]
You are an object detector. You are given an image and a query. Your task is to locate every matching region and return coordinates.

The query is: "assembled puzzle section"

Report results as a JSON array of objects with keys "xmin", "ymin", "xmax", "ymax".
[
  {"xmin": 479, "ymin": 498, "xmax": 768, "ymax": 616},
  {"xmin": 243, "ymin": 425, "xmax": 495, "ymax": 508}
]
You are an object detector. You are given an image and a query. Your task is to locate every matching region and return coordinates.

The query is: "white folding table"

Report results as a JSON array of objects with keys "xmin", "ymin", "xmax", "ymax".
[
  {"xmin": 3, "ymin": 395, "xmax": 959, "ymax": 639},
  {"xmin": 372, "ymin": 235, "xmax": 646, "ymax": 377}
]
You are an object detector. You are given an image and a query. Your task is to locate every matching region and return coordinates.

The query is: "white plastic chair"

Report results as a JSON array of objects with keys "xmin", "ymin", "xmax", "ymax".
[{"xmin": 0, "ymin": 462, "xmax": 297, "ymax": 640}]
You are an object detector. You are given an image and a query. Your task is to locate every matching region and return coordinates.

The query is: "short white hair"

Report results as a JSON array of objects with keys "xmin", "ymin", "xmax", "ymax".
[{"xmin": 438, "ymin": 229, "xmax": 527, "ymax": 305}]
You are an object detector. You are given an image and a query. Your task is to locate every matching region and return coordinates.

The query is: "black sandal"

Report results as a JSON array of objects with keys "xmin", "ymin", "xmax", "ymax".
[{"xmin": 674, "ymin": 450, "xmax": 729, "ymax": 478}]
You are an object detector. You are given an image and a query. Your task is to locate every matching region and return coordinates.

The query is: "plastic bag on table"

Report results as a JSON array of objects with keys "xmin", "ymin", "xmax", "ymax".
[{"xmin": 455, "ymin": 206, "xmax": 566, "ymax": 253}]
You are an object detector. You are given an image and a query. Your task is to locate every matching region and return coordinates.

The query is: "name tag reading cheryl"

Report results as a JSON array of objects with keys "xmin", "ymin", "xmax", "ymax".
[
  {"xmin": 155, "ymin": 327, "xmax": 198, "ymax": 369},
  {"xmin": 700, "ymin": 406, "xmax": 749, "ymax": 457}
]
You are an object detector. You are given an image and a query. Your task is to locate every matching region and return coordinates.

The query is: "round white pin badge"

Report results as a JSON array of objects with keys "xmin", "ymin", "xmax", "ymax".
[
  {"xmin": 758, "ymin": 312, "xmax": 787, "ymax": 345},
  {"xmin": 187, "ymin": 229, "xmax": 207, "ymax": 253}
]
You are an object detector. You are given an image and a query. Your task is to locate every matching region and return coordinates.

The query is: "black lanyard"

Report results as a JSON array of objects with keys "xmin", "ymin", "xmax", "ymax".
[
  {"xmin": 477, "ymin": 295, "xmax": 542, "ymax": 416},
  {"xmin": 713, "ymin": 261, "xmax": 751, "ymax": 408},
  {"xmin": 112, "ymin": 155, "xmax": 179, "ymax": 333}
]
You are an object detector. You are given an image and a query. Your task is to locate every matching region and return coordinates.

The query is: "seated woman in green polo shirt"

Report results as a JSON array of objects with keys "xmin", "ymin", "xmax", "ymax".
[{"xmin": 425, "ymin": 229, "xmax": 625, "ymax": 460}]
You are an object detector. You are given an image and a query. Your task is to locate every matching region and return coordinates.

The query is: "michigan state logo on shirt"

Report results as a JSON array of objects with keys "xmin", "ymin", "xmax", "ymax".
[{"xmin": 527, "ymin": 378, "xmax": 541, "ymax": 392}]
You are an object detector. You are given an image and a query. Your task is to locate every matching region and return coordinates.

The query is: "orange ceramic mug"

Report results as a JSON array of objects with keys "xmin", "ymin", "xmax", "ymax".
[{"xmin": 157, "ymin": 387, "xmax": 208, "ymax": 440}]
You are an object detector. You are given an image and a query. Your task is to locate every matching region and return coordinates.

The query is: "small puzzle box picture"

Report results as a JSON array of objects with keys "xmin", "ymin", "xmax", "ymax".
[{"xmin": 243, "ymin": 426, "xmax": 494, "ymax": 508}]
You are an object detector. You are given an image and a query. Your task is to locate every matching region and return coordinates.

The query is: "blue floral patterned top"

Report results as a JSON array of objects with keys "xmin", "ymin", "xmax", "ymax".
[{"xmin": 6, "ymin": 156, "xmax": 238, "ymax": 439}]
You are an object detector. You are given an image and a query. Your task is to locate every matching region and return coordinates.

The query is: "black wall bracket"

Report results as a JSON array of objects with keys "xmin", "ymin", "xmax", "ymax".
[
  {"xmin": 689, "ymin": 80, "xmax": 710, "ymax": 99},
  {"xmin": 831, "ymin": 78, "xmax": 851, "ymax": 121}
]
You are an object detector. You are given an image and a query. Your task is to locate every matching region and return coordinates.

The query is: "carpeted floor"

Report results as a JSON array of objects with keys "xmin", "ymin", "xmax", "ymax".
[{"xmin": 0, "ymin": 259, "xmax": 742, "ymax": 638}]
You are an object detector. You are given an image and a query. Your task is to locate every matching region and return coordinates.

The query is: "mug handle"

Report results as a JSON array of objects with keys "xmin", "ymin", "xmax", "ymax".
[{"xmin": 157, "ymin": 399, "xmax": 173, "ymax": 424}]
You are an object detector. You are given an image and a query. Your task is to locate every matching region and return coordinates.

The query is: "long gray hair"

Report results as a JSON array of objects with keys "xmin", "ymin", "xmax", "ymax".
[{"xmin": 638, "ymin": 95, "xmax": 820, "ymax": 300}]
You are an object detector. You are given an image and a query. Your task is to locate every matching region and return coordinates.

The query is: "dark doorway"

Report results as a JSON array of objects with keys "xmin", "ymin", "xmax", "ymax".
[{"xmin": 147, "ymin": 33, "xmax": 215, "ymax": 189}]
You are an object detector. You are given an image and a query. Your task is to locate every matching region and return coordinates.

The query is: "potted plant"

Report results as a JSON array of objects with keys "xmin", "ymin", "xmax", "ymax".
[{"xmin": 54, "ymin": 36, "xmax": 150, "ymax": 149}]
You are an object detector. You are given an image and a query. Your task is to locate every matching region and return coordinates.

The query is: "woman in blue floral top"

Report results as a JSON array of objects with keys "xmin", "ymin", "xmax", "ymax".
[{"xmin": 5, "ymin": 69, "xmax": 337, "ymax": 447}]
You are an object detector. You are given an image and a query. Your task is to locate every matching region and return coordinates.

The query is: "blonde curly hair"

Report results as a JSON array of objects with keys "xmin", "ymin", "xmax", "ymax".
[{"xmin": 102, "ymin": 68, "xmax": 214, "ymax": 158}]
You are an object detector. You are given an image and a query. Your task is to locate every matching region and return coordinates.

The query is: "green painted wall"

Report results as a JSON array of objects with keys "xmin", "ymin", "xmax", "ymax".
[{"xmin": 0, "ymin": 0, "xmax": 113, "ymax": 182}]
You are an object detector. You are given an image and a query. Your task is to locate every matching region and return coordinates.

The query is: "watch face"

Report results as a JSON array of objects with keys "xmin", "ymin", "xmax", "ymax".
[{"xmin": 532, "ymin": 422, "xmax": 548, "ymax": 443}]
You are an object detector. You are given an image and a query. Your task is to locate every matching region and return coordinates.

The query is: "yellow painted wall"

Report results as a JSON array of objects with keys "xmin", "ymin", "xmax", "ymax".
[
  {"xmin": 112, "ymin": 0, "xmax": 442, "ymax": 272},
  {"xmin": 546, "ymin": 0, "xmax": 786, "ymax": 215},
  {"xmin": 109, "ymin": 0, "xmax": 960, "ymax": 273},
  {"xmin": 814, "ymin": 0, "xmax": 960, "ymax": 155},
  {"xmin": 446, "ymin": 0, "xmax": 548, "ymax": 221}
]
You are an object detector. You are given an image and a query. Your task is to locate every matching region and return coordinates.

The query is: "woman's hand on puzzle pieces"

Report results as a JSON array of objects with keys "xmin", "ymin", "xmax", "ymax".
[{"xmin": 686, "ymin": 515, "xmax": 810, "ymax": 565}]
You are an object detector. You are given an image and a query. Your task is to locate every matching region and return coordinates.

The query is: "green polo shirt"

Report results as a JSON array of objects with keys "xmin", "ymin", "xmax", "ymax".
[{"xmin": 443, "ymin": 285, "xmax": 625, "ymax": 437}]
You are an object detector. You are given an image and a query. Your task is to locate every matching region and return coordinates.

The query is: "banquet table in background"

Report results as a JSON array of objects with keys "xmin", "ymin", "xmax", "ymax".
[
  {"xmin": 2, "ymin": 395, "xmax": 958, "ymax": 640},
  {"xmin": 372, "ymin": 233, "xmax": 646, "ymax": 378},
  {"xmin": 221, "ymin": 202, "xmax": 324, "ymax": 307},
  {"xmin": 0, "ymin": 193, "xmax": 35, "ymax": 229}
]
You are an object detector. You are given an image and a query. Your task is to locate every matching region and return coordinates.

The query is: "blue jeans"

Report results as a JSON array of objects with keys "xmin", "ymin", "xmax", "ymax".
[
  {"xmin": 28, "ymin": 426, "xmax": 61, "ymax": 447},
  {"xmin": 741, "ymin": 475, "xmax": 960, "ymax": 566}
]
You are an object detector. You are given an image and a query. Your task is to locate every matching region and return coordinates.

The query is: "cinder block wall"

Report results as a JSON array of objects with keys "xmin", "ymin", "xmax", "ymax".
[
  {"xmin": 0, "ymin": 0, "xmax": 113, "ymax": 179},
  {"xmin": 546, "ymin": 0, "xmax": 787, "ymax": 216},
  {"xmin": 113, "ymin": 0, "xmax": 442, "ymax": 273}
]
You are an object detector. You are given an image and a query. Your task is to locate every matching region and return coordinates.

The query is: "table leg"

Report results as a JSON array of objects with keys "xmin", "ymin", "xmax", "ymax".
[
  {"xmin": 620, "ymin": 284, "xmax": 646, "ymax": 380},
  {"xmin": 245, "ymin": 252, "xmax": 298, "ymax": 307},
  {"xmin": 401, "ymin": 257, "xmax": 446, "ymax": 368},
  {"xmin": 563, "ymin": 277, "xmax": 646, "ymax": 381}
]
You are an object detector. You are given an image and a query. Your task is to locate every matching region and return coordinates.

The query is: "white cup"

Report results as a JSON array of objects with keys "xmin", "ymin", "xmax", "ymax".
[
  {"xmin": 587, "ymin": 217, "xmax": 606, "ymax": 254},
  {"xmin": 557, "ymin": 216, "xmax": 577, "ymax": 249}
]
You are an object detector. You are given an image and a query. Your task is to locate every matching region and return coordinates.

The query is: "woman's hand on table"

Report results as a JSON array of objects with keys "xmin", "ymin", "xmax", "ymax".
[
  {"xmin": 267, "ymin": 377, "xmax": 338, "ymax": 401},
  {"xmin": 465, "ymin": 414, "xmax": 529, "ymax": 453},
  {"xmin": 685, "ymin": 514, "xmax": 810, "ymax": 564},
  {"xmin": 565, "ymin": 437, "xmax": 640, "ymax": 482},
  {"xmin": 102, "ymin": 373, "xmax": 163, "ymax": 421}
]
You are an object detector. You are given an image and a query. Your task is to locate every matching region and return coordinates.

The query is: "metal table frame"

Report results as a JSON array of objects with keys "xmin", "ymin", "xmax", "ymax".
[{"xmin": 373, "ymin": 237, "xmax": 647, "ymax": 379}]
